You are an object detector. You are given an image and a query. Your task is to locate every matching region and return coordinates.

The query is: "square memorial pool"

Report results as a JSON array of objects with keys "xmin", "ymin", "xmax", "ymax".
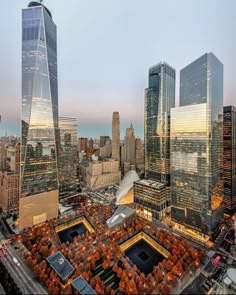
[
  {"xmin": 57, "ymin": 223, "xmax": 87, "ymax": 244},
  {"xmin": 125, "ymin": 239, "xmax": 165, "ymax": 275}
]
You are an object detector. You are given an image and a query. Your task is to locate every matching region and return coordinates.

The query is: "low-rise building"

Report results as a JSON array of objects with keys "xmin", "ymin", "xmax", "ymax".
[
  {"xmin": 72, "ymin": 276, "xmax": 96, "ymax": 295},
  {"xmin": 106, "ymin": 205, "xmax": 136, "ymax": 233},
  {"xmin": 46, "ymin": 251, "xmax": 74, "ymax": 282},
  {"xmin": 86, "ymin": 160, "xmax": 121, "ymax": 191},
  {"xmin": 134, "ymin": 179, "xmax": 167, "ymax": 221}
]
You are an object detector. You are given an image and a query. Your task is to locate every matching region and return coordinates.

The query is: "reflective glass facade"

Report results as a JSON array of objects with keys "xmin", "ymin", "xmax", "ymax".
[
  {"xmin": 21, "ymin": 4, "xmax": 59, "ymax": 197},
  {"xmin": 180, "ymin": 54, "xmax": 208, "ymax": 106},
  {"xmin": 223, "ymin": 106, "xmax": 236, "ymax": 214},
  {"xmin": 134, "ymin": 180, "xmax": 166, "ymax": 221},
  {"xmin": 171, "ymin": 53, "xmax": 224, "ymax": 237},
  {"xmin": 59, "ymin": 116, "xmax": 78, "ymax": 196},
  {"xmin": 144, "ymin": 62, "xmax": 175, "ymax": 185}
]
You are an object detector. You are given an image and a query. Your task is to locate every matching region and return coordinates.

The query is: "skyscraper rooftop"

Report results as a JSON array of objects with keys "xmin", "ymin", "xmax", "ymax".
[{"xmin": 28, "ymin": 1, "xmax": 52, "ymax": 18}]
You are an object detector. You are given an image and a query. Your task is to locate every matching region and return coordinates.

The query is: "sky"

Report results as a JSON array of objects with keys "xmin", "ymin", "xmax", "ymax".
[{"xmin": 0, "ymin": 0, "xmax": 235, "ymax": 139}]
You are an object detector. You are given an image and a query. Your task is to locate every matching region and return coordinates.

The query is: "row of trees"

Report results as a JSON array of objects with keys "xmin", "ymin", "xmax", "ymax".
[{"xmin": 15, "ymin": 203, "xmax": 206, "ymax": 295}]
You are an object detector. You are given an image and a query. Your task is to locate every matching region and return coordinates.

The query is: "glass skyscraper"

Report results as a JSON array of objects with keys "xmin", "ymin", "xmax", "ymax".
[
  {"xmin": 59, "ymin": 116, "xmax": 78, "ymax": 197},
  {"xmin": 19, "ymin": 2, "xmax": 59, "ymax": 230},
  {"xmin": 223, "ymin": 106, "xmax": 236, "ymax": 215},
  {"xmin": 134, "ymin": 62, "xmax": 175, "ymax": 222},
  {"xmin": 145, "ymin": 62, "xmax": 175, "ymax": 185},
  {"xmin": 171, "ymin": 53, "xmax": 224, "ymax": 238}
]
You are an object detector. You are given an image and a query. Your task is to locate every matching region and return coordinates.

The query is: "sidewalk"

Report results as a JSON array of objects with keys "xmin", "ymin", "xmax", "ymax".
[{"xmin": 173, "ymin": 258, "xmax": 210, "ymax": 294}]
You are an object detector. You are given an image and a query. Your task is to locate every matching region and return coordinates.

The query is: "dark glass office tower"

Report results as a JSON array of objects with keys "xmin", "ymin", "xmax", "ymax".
[
  {"xmin": 19, "ymin": 2, "xmax": 59, "ymax": 230},
  {"xmin": 171, "ymin": 53, "xmax": 224, "ymax": 238},
  {"xmin": 145, "ymin": 62, "xmax": 175, "ymax": 185},
  {"xmin": 134, "ymin": 62, "xmax": 175, "ymax": 222},
  {"xmin": 223, "ymin": 106, "xmax": 236, "ymax": 215},
  {"xmin": 59, "ymin": 116, "xmax": 78, "ymax": 197}
]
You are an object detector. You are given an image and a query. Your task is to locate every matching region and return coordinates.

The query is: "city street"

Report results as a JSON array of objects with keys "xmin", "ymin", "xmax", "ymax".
[
  {"xmin": 181, "ymin": 273, "xmax": 206, "ymax": 295},
  {"xmin": 0, "ymin": 234, "xmax": 47, "ymax": 294}
]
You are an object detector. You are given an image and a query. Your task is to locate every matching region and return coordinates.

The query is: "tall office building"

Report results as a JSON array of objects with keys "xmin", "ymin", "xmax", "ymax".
[
  {"xmin": 88, "ymin": 138, "xmax": 94, "ymax": 150},
  {"xmin": 19, "ymin": 2, "xmax": 59, "ymax": 230},
  {"xmin": 145, "ymin": 62, "xmax": 175, "ymax": 184},
  {"xmin": 112, "ymin": 112, "xmax": 120, "ymax": 162},
  {"xmin": 59, "ymin": 116, "xmax": 78, "ymax": 197},
  {"xmin": 134, "ymin": 62, "xmax": 175, "ymax": 222},
  {"xmin": 223, "ymin": 106, "xmax": 236, "ymax": 215},
  {"xmin": 100, "ymin": 136, "xmax": 110, "ymax": 148},
  {"xmin": 135, "ymin": 137, "xmax": 144, "ymax": 165},
  {"xmin": 124, "ymin": 124, "xmax": 136, "ymax": 165},
  {"xmin": 0, "ymin": 171, "xmax": 19, "ymax": 214},
  {"xmin": 171, "ymin": 53, "xmax": 224, "ymax": 238},
  {"xmin": 78, "ymin": 138, "xmax": 88, "ymax": 152},
  {"xmin": 0, "ymin": 142, "xmax": 7, "ymax": 171},
  {"xmin": 0, "ymin": 143, "xmax": 20, "ymax": 214},
  {"xmin": 99, "ymin": 139, "xmax": 112, "ymax": 158}
]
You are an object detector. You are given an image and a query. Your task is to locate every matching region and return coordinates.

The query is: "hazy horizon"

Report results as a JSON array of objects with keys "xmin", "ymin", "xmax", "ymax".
[{"xmin": 0, "ymin": 0, "xmax": 235, "ymax": 139}]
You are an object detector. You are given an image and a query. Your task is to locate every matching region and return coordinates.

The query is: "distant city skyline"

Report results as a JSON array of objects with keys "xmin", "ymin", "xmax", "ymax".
[{"xmin": 0, "ymin": 0, "xmax": 236, "ymax": 139}]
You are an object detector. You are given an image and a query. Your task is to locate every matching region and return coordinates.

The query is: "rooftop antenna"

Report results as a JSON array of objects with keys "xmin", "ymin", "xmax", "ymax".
[{"xmin": 39, "ymin": 0, "xmax": 43, "ymax": 4}]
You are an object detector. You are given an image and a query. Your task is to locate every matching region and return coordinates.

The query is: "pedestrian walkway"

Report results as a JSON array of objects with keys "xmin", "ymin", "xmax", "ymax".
[{"xmin": 175, "ymin": 258, "xmax": 210, "ymax": 294}]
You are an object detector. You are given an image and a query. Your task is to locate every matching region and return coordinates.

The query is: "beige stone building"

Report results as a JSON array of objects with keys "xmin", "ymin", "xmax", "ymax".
[
  {"xmin": 135, "ymin": 137, "xmax": 144, "ymax": 165},
  {"xmin": 86, "ymin": 160, "xmax": 121, "ymax": 191},
  {"xmin": 0, "ymin": 172, "xmax": 19, "ymax": 213},
  {"xmin": 112, "ymin": 112, "xmax": 120, "ymax": 162},
  {"xmin": 124, "ymin": 124, "xmax": 136, "ymax": 165},
  {"xmin": 124, "ymin": 161, "xmax": 131, "ymax": 176},
  {"xmin": 6, "ymin": 143, "xmax": 21, "ymax": 173},
  {"xmin": 99, "ymin": 139, "xmax": 112, "ymax": 158},
  {"xmin": 0, "ymin": 143, "xmax": 7, "ymax": 171},
  {"xmin": 0, "ymin": 143, "xmax": 20, "ymax": 214}
]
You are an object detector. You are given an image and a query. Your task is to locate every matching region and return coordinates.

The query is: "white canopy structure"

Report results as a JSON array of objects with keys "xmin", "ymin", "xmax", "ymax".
[{"xmin": 116, "ymin": 170, "xmax": 140, "ymax": 205}]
